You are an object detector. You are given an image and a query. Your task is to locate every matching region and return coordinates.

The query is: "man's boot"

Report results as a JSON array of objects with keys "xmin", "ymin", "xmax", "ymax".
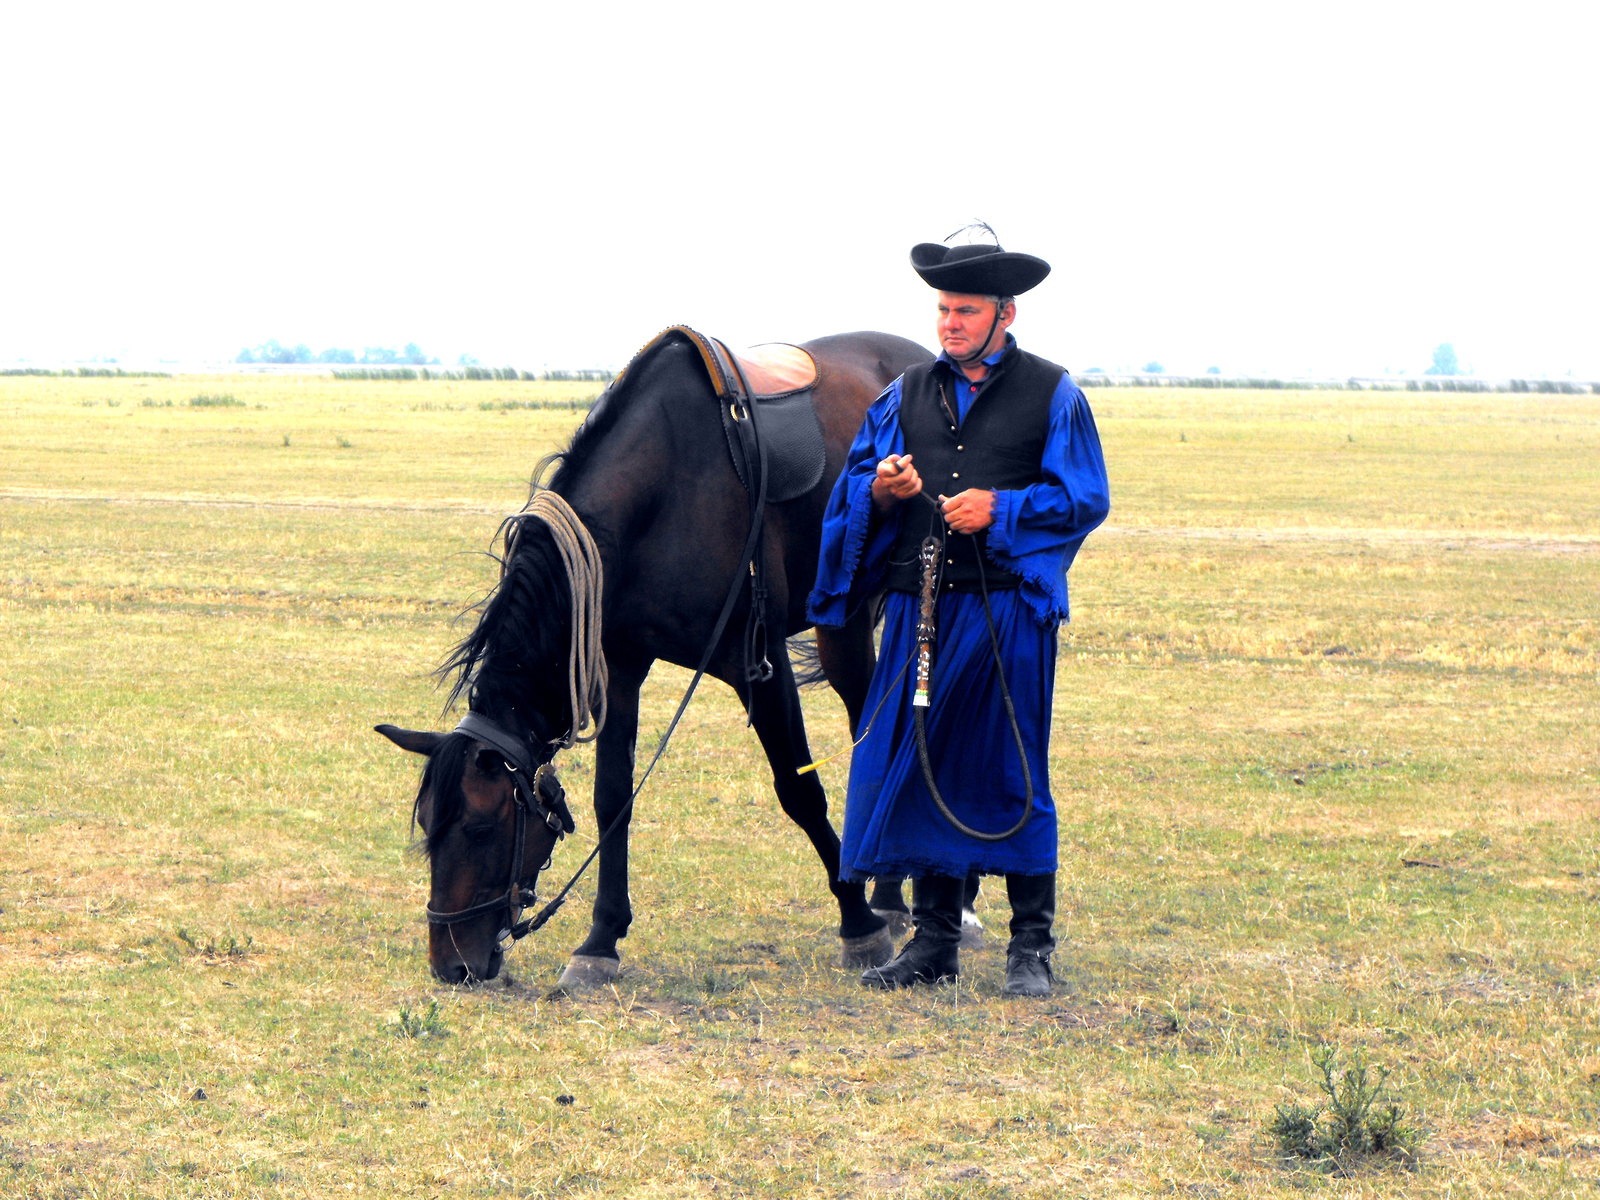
[
  {"xmin": 860, "ymin": 874, "xmax": 963, "ymax": 989},
  {"xmin": 1003, "ymin": 872, "xmax": 1056, "ymax": 997}
]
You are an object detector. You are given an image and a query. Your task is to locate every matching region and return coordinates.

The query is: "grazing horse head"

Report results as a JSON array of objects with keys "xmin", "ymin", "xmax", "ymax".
[
  {"xmin": 376, "ymin": 721, "xmax": 573, "ymax": 982},
  {"xmin": 378, "ymin": 501, "xmax": 597, "ymax": 983}
]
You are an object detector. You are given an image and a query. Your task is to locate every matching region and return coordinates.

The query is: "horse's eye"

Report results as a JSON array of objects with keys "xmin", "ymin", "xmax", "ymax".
[{"xmin": 459, "ymin": 822, "xmax": 499, "ymax": 842}]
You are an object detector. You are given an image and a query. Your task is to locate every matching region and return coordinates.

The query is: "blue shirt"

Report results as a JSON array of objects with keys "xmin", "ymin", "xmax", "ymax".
[
  {"xmin": 807, "ymin": 338, "xmax": 1111, "ymax": 628},
  {"xmin": 948, "ymin": 335, "xmax": 1010, "ymax": 422}
]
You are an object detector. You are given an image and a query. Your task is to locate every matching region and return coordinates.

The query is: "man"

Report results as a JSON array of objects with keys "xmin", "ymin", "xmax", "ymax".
[{"xmin": 807, "ymin": 234, "xmax": 1110, "ymax": 995}]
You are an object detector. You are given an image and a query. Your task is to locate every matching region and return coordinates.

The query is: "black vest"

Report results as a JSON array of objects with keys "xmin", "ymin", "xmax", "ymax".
[{"xmin": 884, "ymin": 345, "xmax": 1065, "ymax": 595}]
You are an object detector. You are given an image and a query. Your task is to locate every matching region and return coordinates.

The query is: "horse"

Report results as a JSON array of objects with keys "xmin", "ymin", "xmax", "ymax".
[{"xmin": 377, "ymin": 328, "xmax": 933, "ymax": 986}]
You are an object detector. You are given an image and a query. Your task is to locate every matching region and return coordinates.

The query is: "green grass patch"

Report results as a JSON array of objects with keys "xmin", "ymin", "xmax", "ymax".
[{"xmin": 0, "ymin": 376, "xmax": 1596, "ymax": 1196}]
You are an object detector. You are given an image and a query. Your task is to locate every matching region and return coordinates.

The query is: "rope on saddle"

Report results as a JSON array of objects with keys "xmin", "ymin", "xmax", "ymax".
[{"xmin": 509, "ymin": 491, "xmax": 609, "ymax": 746}]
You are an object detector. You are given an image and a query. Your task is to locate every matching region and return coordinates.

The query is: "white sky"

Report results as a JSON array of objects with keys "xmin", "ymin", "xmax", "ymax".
[{"xmin": 1, "ymin": 1, "xmax": 1595, "ymax": 377}]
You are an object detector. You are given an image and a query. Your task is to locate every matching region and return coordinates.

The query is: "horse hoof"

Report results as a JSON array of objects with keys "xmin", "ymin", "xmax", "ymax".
[
  {"xmin": 960, "ymin": 908, "xmax": 984, "ymax": 950},
  {"xmin": 840, "ymin": 926, "xmax": 895, "ymax": 969},
  {"xmin": 557, "ymin": 954, "xmax": 621, "ymax": 990},
  {"xmin": 870, "ymin": 907, "xmax": 911, "ymax": 939}
]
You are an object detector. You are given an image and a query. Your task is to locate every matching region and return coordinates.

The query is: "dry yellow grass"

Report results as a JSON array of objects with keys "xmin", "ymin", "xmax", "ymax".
[{"xmin": 1, "ymin": 376, "xmax": 1597, "ymax": 1196}]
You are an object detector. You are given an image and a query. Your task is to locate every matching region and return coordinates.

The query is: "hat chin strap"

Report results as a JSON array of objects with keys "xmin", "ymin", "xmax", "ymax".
[{"xmin": 951, "ymin": 305, "xmax": 1004, "ymax": 371}]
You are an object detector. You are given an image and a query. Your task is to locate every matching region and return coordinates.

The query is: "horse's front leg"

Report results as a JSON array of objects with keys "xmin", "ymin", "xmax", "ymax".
[
  {"xmin": 744, "ymin": 650, "xmax": 892, "ymax": 970},
  {"xmin": 558, "ymin": 655, "xmax": 650, "ymax": 989}
]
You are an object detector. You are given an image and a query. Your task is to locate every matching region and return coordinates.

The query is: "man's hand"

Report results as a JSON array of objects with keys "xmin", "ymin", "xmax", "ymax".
[
  {"xmin": 939, "ymin": 489, "xmax": 995, "ymax": 534},
  {"xmin": 871, "ymin": 453, "xmax": 922, "ymax": 511}
]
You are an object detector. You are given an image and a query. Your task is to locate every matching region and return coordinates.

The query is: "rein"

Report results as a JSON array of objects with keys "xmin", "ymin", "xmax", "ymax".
[
  {"xmin": 515, "ymin": 352, "xmax": 772, "ymax": 938},
  {"xmin": 908, "ymin": 492, "xmax": 1034, "ymax": 842},
  {"xmin": 431, "ymin": 357, "xmax": 774, "ymax": 947}
]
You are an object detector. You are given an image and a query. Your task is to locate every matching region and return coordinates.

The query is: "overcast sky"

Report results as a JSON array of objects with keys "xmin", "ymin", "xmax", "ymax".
[{"xmin": 2, "ymin": 2, "xmax": 1595, "ymax": 377}]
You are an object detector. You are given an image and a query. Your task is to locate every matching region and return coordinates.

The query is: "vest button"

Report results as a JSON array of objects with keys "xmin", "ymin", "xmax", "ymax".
[
  {"xmin": 946, "ymin": 558, "xmax": 954, "ymax": 566},
  {"xmin": 951, "ymin": 472, "xmax": 960, "ymax": 479},
  {"xmin": 956, "ymin": 444, "xmax": 964, "ymax": 451}
]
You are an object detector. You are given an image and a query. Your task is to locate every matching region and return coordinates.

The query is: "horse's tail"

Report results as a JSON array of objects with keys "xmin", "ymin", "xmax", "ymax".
[{"xmin": 787, "ymin": 632, "xmax": 830, "ymax": 691}]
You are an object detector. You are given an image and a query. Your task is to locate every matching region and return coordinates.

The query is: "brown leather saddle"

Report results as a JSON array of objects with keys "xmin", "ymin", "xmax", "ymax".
[{"xmin": 618, "ymin": 325, "xmax": 827, "ymax": 504}]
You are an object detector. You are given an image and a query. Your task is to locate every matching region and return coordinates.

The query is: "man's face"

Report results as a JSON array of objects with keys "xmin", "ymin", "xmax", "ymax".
[{"xmin": 936, "ymin": 291, "xmax": 1014, "ymax": 361}]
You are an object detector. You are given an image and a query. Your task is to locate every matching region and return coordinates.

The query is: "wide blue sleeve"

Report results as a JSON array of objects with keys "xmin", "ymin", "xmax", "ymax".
[
  {"xmin": 985, "ymin": 375, "xmax": 1110, "ymax": 622},
  {"xmin": 806, "ymin": 380, "xmax": 907, "ymax": 628}
]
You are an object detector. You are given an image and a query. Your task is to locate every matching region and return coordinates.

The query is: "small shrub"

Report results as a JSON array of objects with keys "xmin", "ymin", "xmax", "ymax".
[
  {"xmin": 189, "ymin": 394, "xmax": 243, "ymax": 408},
  {"xmin": 140, "ymin": 398, "xmax": 175, "ymax": 407},
  {"xmin": 335, "ymin": 435, "xmax": 352, "ymax": 448},
  {"xmin": 1267, "ymin": 1045, "xmax": 1418, "ymax": 1167},
  {"xmin": 176, "ymin": 927, "xmax": 252, "ymax": 958},
  {"xmin": 1268, "ymin": 1100, "xmax": 1323, "ymax": 1159},
  {"xmin": 395, "ymin": 999, "xmax": 447, "ymax": 1038}
]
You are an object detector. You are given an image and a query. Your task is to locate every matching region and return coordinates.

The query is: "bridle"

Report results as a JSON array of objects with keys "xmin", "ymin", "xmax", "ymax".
[
  {"xmin": 422, "ymin": 355, "xmax": 775, "ymax": 957},
  {"xmin": 423, "ymin": 711, "xmax": 572, "ymax": 946}
]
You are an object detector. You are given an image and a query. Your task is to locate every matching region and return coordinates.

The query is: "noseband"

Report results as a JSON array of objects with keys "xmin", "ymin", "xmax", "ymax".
[{"xmin": 424, "ymin": 711, "xmax": 573, "ymax": 945}]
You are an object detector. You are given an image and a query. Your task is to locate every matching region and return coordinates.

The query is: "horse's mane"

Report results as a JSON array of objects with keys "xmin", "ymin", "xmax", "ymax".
[
  {"xmin": 440, "ymin": 508, "xmax": 574, "ymax": 698},
  {"xmin": 423, "ymin": 333, "xmax": 704, "ymax": 853},
  {"xmin": 537, "ymin": 332, "xmax": 695, "ymax": 492},
  {"xmin": 423, "ymin": 517, "xmax": 574, "ymax": 857},
  {"xmin": 539, "ymin": 386, "xmax": 619, "ymax": 492}
]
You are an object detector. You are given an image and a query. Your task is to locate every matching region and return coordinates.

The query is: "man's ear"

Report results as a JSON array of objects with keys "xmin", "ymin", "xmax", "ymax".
[{"xmin": 374, "ymin": 724, "xmax": 445, "ymax": 756}]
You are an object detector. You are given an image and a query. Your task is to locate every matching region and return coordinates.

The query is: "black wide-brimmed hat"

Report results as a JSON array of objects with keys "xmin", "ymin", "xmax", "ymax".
[{"xmin": 910, "ymin": 241, "xmax": 1051, "ymax": 296}]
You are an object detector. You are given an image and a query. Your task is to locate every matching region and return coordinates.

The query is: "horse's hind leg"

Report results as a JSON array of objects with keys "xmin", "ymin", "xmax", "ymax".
[
  {"xmin": 744, "ymin": 651, "xmax": 892, "ymax": 969},
  {"xmin": 814, "ymin": 608, "xmax": 876, "ymax": 737},
  {"xmin": 559, "ymin": 655, "xmax": 650, "ymax": 990},
  {"xmin": 817, "ymin": 611, "xmax": 913, "ymax": 936},
  {"xmin": 870, "ymin": 877, "xmax": 911, "ymax": 935}
]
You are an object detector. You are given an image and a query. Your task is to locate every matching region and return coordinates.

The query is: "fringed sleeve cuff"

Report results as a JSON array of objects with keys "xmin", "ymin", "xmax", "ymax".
[{"xmin": 806, "ymin": 381, "xmax": 906, "ymax": 628}]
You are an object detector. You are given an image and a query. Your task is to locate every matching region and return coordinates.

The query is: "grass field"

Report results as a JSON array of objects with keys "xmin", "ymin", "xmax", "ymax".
[{"xmin": 2, "ymin": 374, "xmax": 1597, "ymax": 1197}]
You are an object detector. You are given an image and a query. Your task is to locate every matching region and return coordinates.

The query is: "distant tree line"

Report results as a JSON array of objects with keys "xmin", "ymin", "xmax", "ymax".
[
  {"xmin": 0, "ymin": 367, "xmax": 170, "ymax": 378},
  {"xmin": 1074, "ymin": 374, "xmax": 1595, "ymax": 394},
  {"xmin": 236, "ymin": 340, "xmax": 441, "ymax": 366},
  {"xmin": 330, "ymin": 366, "xmax": 616, "ymax": 382}
]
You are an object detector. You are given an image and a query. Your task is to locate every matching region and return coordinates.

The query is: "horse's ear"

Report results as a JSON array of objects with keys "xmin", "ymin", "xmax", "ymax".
[{"xmin": 375, "ymin": 724, "xmax": 445, "ymax": 756}]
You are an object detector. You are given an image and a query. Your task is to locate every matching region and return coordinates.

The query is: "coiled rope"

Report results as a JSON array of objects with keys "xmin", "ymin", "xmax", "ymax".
[{"xmin": 506, "ymin": 491, "xmax": 608, "ymax": 746}]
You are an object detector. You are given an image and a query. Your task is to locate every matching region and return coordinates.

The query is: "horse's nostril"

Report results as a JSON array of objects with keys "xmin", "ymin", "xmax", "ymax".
[{"xmin": 432, "ymin": 960, "xmax": 469, "ymax": 985}]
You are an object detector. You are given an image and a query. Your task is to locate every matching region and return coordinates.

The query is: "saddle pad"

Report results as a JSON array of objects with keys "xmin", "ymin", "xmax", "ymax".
[{"xmin": 735, "ymin": 342, "xmax": 818, "ymax": 398}]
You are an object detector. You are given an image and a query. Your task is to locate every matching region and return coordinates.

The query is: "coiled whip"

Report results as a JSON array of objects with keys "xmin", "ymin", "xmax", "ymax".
[{"xmin": 910, "ymin": 495, "xmax": 1034, "ymax": 842}]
